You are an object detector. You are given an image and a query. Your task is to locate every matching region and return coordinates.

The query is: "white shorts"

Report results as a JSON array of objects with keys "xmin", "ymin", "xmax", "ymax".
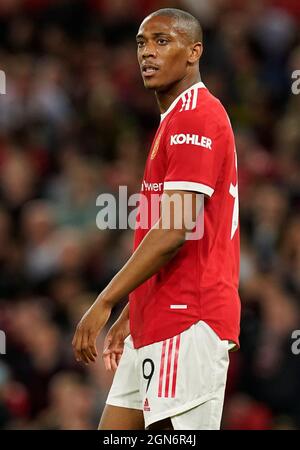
[{"xmin": 106, "ymin": 320, "xmax": 232, "ymax": 430}]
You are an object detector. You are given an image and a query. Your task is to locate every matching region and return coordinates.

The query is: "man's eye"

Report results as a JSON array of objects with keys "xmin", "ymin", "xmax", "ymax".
[{"xmin": 157, "ymin": 39, "xmax": 168, "ymax": 45}]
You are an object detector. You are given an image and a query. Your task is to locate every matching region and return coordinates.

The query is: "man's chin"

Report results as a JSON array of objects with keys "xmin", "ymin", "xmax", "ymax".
[
  {"xmin": 143, "ymin": 78, "xmax": 162, "ymax": 90},
  {"xmin": 143, "ymin": 78, "xmax": 172, "ymax": 93}
]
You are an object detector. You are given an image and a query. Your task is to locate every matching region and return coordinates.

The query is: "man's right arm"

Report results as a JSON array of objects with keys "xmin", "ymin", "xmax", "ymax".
[{"xmin": 102, "ymin": 302, "xmax": 130, "ymax": 371}]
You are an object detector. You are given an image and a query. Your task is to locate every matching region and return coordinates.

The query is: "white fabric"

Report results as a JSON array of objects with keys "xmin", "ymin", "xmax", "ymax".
[
  {"xmin": 106, "ymin": 320, "xmax": 230, "ymax": 429},
  {"xmin": 163, "ymin": 180, "xmax": 214, "ymax": 197}
]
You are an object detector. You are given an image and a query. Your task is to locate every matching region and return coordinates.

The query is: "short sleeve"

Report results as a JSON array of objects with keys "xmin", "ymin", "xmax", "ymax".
[{"xmin": 163, "ymin": 110, "xmax": 228, "ymax": 197}]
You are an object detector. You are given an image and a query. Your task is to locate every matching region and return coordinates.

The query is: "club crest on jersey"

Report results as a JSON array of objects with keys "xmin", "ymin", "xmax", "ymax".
[
  {"xmin": 170, "ymin": 133, "xmax": 212, "ymax": 149},
  {"xmin": 150, "ymin": 134, "xmax": 161, "ymax": 160}
]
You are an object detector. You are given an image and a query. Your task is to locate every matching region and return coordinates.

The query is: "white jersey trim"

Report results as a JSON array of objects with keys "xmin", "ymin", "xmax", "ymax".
[
  {"xmin": 163, "ymin": 181, "xmax": 214, "ymax": 197},
  {"xmin": 170, "ymin": 304, "xmax": 188, "ymax": 309},
  {"xmin": 160, "ymin": 81, "xmax": 205, "ymax": 122}
]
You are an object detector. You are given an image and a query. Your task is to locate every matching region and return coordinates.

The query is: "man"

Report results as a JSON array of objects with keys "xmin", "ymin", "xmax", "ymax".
[{"xmin": 72, "ymin": 8, "xmax": 241, "ymax": 430}]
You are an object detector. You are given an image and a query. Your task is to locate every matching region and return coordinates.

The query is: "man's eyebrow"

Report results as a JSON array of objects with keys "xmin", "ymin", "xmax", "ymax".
[{"xmin": 136, "ymin": 32, "xmax": 172, "ymax": 40}]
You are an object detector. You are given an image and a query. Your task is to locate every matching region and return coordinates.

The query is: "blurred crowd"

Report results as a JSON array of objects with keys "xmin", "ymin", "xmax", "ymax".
[{"xmin": 0, "ymin": 0, "xmax": 299, "ymax": 430}]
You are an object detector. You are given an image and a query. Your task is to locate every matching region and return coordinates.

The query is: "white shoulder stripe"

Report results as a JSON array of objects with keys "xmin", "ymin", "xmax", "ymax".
[
  {"xmin": 180, "ymin": 93, "xmax": 187, "ymax": 112},
  {"xmin": 160, "ymin": 81, "xmax": 205, "ymax": 121},
  {"xmin": 185, "ymin": 90, "xmax": 192, "ymax": 110},
  {"xmin": 191, "ymin": 86, "xmax": 198, "ymax": 110},
  {"xmin": 180, "ymin": 86, "xmax": 198, "ymax": 113}
]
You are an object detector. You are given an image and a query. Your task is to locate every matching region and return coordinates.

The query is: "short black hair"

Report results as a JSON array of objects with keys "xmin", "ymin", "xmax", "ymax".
[{"xmin": 147, "ymin": 8, "xmax": 203, "ymax": 43}]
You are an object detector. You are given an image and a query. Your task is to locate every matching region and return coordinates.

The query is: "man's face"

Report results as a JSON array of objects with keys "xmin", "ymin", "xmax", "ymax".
[{"xmin": 136, "ymin": 15, "xmax": 191, "ymax": 91}]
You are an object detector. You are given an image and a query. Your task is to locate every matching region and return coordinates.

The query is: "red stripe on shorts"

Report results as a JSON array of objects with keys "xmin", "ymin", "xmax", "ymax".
[
  {"xmin": 164, "ymin": 338, "xmax": 174, "ymax": 398},
  {"xmin": 171, "ymin": 334, "xmax": 181, "ymax": 398},
  {"xmin": 158, "ymin": 340, "xmax": 167, "ymax": 397}
]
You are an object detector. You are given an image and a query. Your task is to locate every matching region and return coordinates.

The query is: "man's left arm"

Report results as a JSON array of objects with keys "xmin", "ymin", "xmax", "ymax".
[{"xmin": 72, "ymin": 190, "xmax": 203, "ymax": 364}]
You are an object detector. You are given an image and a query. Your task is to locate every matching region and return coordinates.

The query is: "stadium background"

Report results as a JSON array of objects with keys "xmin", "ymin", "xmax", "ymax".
[{"xmin": 0, "ymin": 0, "xmax": 300, "ymax": 430}]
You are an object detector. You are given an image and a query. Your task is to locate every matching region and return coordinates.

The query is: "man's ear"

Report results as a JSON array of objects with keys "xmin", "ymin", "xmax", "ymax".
[{"xmin": 188, "ymin": 42, "xmax": 203, "ymax": 64}]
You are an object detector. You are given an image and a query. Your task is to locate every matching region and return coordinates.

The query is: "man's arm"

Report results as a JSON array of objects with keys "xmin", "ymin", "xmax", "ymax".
[
  {"xmin": 102, "ymin": 302, "xmax": 130, "ymax": 371},
  {"xmin": 72, "ymin": 190, "xmax": 203, "ymax": 364}
]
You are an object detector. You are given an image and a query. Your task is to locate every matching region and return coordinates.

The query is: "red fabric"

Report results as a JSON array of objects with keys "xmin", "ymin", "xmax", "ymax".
[
  {"xmin": 164, "ymin": 338, "xmax": 174, "ymax": 398},
  {"xmin": 158, "ymin": 339, "xmax": 166, "ymax": 398},
  {"xmin": 171, "ymin": 335, "xmax": 180, "ymax": 398},
  {"xmin": 129, "ymin": 83, "xmax": 241, "ymax": 349}
]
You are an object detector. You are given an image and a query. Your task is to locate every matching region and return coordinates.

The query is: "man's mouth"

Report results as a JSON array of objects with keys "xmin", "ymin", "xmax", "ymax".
[{"xmin": 142, "ymin": 65, "xmax": 159, "ymax": 77}]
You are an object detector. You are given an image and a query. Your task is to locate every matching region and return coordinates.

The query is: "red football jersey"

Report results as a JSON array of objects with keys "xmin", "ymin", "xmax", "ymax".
[{"xmin": 129, "ymin": 81, "xmax": 241, "ymax": 349}]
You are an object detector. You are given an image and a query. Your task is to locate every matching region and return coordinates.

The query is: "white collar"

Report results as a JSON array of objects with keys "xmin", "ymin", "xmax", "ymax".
[{"xmin": 160, "ymin": 81, "xmax": 206, "ymax": 122}]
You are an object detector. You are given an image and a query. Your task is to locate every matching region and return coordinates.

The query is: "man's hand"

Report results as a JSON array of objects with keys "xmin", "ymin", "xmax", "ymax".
[
  {"xmin": 72, "ymin": 301, "xmax": 111, "ymax": 364},
  {"xmin": 102, "ymin": 316, "xmax": 130, "ymax": 372}
]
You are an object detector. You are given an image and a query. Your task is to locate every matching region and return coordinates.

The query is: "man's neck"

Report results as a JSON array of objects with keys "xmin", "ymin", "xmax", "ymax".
[{"xmin": 155, "ymin": 74, "xmax": 201, "ymax": 114}]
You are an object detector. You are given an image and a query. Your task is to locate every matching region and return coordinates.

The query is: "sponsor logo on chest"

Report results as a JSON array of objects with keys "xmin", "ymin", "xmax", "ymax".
[
  {"xmin": 141, "ymin": 180, "xmax": 163, "ymax": 192},
  {"xmin": 170, "ymin": 133, "xmax": 212, "ymax": 149}
]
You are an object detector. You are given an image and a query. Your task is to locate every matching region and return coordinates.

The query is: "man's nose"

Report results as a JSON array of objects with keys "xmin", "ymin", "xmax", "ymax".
[{"xmin": 142, "ymin": 41, "xmax": 157, "ymax": 58}]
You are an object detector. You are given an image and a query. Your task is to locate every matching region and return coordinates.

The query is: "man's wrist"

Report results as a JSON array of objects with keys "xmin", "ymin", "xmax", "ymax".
[
  {"xmin": 120, "ymin": 304, "xmax": 130, "ymax": 321},
  {"xmin": 94, "ymin": 292, "xmax": 115, "ymax": 310}
]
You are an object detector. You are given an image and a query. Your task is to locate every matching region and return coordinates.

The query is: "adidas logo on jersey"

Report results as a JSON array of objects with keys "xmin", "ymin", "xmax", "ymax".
[
  {"xmin": 143, "ymin": 398, "xmax": 150, "ymax": 411},
  {"xmin": 170, "ymin": 134, "xmax": 212, "ymax": 149}
]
